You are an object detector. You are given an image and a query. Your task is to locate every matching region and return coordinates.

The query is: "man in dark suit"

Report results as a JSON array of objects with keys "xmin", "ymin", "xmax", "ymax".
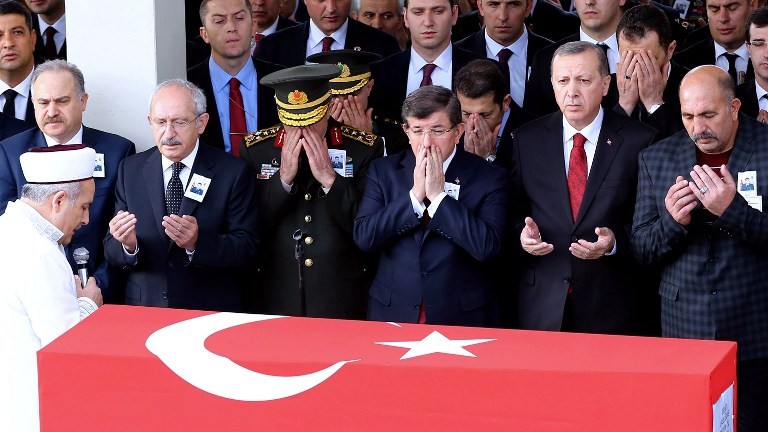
[
  {"xmin": 0, "ymin": 1, "xmax": 38, "ymax": 125},
  {"xmin": 369, "ymin": 0, "xmax": 483, "ymax": 154},
  {"xmin": 510, "ymin": 42, "xmax": 656, "ymax": 334},
  {"xmin": 736, "ymin": 7, "xmax": 768, "ymax": 120},
  {"xmin": 0, "ymin": 60, "xmax": 135, "ymax": 301},
  {"xmin": 455, "ymin": 0, "xmax": 553, "ymax": 109},
  {"xmin": 354, "ymin": 86, "xmax": 509, "ymax": 326},
  {"xmin": 673, "ymin": 0, "xmax": 755, "ymax": 85},
  {"xmin": 24, "ymin": 0, "xmax": 65, "ymax": 61},
  {"xmin": 104, "ymin": 79, "xmax": 258, "ymax": 312},
  {"xmin": 239, "ymin": 64, "xmax": 383, "ymax": 319},
  {"xmin": 454, "ymin": 59, "xmax": 533, "ymax": 163},
  {"xmin": 253, "ymin": 0, "xmax": 401, "ymax": 67},
  {"xmin": 631, "ymin": 65, "xmax": 768, "ymax": 432},
  {"xmin": 188, "ymin": 0, "xmax": 283, "ymax": 153},
  {"xmin": 614, "ymin": 4, "xmax": 688, "ymax": 140},
  {"xmin": 351, "ymin": 0, "xmax": 409, "ymax": 49},
  {"xmin": 524, "ymin": 0, "xmax": 625, "ymax": 117},
  {"xmin": 525, "ymin": 0, "xmax": 580, "ymax": 43}
]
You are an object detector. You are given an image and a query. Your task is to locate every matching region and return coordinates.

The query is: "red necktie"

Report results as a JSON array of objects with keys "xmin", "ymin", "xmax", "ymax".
[
  {"xmin": 567, "ymin": 133, "xmax": 587, "ymax": 221},
  {"xmin": 229, "ymin": 78, "xmax": 246, "ymax": 157},
  {"xmin": 44, "ymin": 27, "xmax": 58, "ymax": 60},
  {"xmin": 254, "ymin": 33, "xmax": 264, "ymax": 45},
  {"xmin": 321, "ymin": 36, "xmax": 334, "ymax": 52},
  {"xmin": 420, "ymin": 63, "xmax": 437, "ymax": 87}
]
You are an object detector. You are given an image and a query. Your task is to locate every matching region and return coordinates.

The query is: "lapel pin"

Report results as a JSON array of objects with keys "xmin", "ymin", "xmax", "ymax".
[
  {"xmin": 455, "ymin": 177, "xmax": 460, "ymax": 184},
  {"xmin": 607, "ymin": 139, "xmax": 612, "ymax": 146}
]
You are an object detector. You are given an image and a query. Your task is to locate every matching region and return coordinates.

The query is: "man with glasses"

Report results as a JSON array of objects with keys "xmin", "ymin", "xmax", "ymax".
[
  {"xmin": 510, "ymin": 42, "xmax": 657, "ymax": 335},
  {"xmin": 104, "ymin": 79, "xmax": 258, "ymax": 311},
  {"xmin": 354, "ymin": 85, "xmax": 509, "ymax": 326},
  {"xmin": 737, "ymin": 7, "xmax": 768, "ymax": 121}
]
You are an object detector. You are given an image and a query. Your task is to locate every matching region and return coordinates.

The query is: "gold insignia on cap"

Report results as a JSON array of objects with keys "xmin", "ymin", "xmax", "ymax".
[
  {"xmin": 337, "ymin": 62, "xmax": 351, "ymax": 78},
  {"xmin": 289, "ymin": 90, "xmax": 308, "ymax": 105}
]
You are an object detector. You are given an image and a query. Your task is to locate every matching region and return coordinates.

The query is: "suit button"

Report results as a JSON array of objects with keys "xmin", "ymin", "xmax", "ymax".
[
  {"xmin": 571, "ymin": 236, "xmax": 578, "ymax": 242},
  {"xmin": 563, "ymin": 277, "xmax": 570, "ymax": 284},
  {"xmin": 304, "ymin": 258, "xmax": 314, "ymax": 267},
  {"xmin": 304, "ymin": 193, "xmax": 312, "ymax": 201},
  {"xmin": 167, "ymin": 260, "xmax": 174, "ymax": 267},
  {"xmin": 304, "ymin": 236, "xmax": 314, "ymax": 245},
  {"xmin": 710, "ymin": 289, "xmax": 717, "ymax": 295},
  {"xmin": 421, "ymin": 272, "xmax": 428, "ymax": 278},
  {"xmin": 162, "ymin": 292, "xmax": 167, "ymax": 299},
  {"xmin": 305, "ymin": 215, "xmax": 312, "ymax": 223},
  {"xmin": 414, "ymin": 304, "xmax": 421, "ymax": 310}
]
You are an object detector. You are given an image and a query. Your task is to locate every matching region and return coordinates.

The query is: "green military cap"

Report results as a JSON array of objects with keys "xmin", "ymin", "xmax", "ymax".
[
  {"xmin": 260, "ymin": 64, "xmax": 342, "ymax": 127},
  {"xmin": 306, "ymin": 49, "xmax": 382, "ymax": 95}
]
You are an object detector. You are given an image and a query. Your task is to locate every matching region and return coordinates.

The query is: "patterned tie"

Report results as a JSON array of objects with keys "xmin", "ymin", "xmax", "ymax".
[
  {"xmin": 724, "ymin": 53, "xmax": 740, "ymax": 85},
  {"xmin": 321, "ymin": 36, "xmax": 334, "ymax": 52},
  {"xmin": 229, "ymin": 78, "xmax": 246, "ymax": 157},
  {"xmin": 2, "ymin": 89, "xmax": 17, "ymax": 118},
  {"xmin": 165, "ymin": 162, "xmax": 185, "ymax": 216},
  {"xmin": 420, "ymin": 63, "xmax": 437, "ymax": 87},
  {"xmin": 567, "ymin": 133, "xmax": 587, "ymax": 221},
  {"xmin": 44, "ymin": 27, "xmax": 58, "ymax": 60},
  {"xmin": 497, "ymin": 48, "xmax": 512, "ymax": 92}
]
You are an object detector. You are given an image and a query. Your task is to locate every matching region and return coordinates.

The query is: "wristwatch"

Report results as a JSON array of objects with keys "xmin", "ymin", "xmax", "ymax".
[{"xmin": 486, "ymin": 154, "xmax": 497, "ymax": 163}]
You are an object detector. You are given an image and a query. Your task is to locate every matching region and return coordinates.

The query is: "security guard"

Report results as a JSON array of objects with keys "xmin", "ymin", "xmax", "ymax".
[{"xmin": 240, "ymin": 64, "xmax": 384, "ymax": 319}]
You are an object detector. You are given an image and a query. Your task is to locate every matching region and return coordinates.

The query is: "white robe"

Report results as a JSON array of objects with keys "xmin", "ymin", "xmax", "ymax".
[{"xmin": 0, "ymin": 200, "xmax": 94, "ymax": 432}]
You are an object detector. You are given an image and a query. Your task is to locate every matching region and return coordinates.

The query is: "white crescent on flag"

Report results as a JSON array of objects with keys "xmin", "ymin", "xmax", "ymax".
[{"xmin": 145, "ymin": 312, "xmax": 358, "ymax": 401}]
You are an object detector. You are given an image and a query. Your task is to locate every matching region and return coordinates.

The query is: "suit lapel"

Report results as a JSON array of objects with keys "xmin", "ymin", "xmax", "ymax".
[
  {"xmin": 575, "ymin": 112, "xmax": 623, "ymax": 226},
  {"xmin": 543, "ymin": 114, "xmax": 574, "ymax": 224},
  {"xmin": 178, "ymin": 146, "xmax": 216, "ymax": 217},
  {"xmin": 728, "ymin": 115, "xmax": 756, "ymax": 172},
  {"xmin": 144, "ymin": 150, "xmax": 168, "ymax": 238}
]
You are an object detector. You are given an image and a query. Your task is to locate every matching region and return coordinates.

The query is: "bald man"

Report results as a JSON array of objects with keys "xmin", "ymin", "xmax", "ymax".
[{"xmin": 632, "ymin": 65, "xmax": 768, "ymax": 432}]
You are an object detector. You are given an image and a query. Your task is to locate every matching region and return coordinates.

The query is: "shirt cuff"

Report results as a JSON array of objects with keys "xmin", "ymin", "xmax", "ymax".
[
  {"xmin": 409, "ymin": 191, "xmax": 426, "ymax": 217},
  {"xmin": 427, "ymin": 192, "xmax": 448, "ymax": 215},
  {"xmin": 78, "ymin": 297, "xmax": 98, "ymax": 319},
  {"xmin": 122, "ymin": 243, "xmax": 139, "ymax": 265},
  {"xmin": 605, "ymin": 239, "xmax": 617, "ymax": 256},
  {"xmin": 281, "ymin": 178, "xmax": 295, "ymax": 193}
]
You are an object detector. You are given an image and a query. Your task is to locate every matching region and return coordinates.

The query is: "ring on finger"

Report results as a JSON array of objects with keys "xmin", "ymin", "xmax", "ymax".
[{"xmin": 700, "ymin": 186, "xmax": 709, "ymax": 194}]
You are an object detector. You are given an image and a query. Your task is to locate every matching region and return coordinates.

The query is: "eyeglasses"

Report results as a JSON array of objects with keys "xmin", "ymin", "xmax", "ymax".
[
  {"xmin": 748, "ymin": 40, "xmax": 767, "ymax": 48},
  {"xmin": 406, "ymin": 127, "xmax": 454, "ymax": 138},
  {"xmin": 150, "ymin": 116, "xmax": 199, "ymax": 130}
]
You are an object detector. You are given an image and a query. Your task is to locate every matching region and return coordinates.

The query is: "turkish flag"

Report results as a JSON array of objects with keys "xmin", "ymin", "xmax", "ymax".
[{"xmin": 38, "ymin": 305, "xmax": 736, "ymax": 431}]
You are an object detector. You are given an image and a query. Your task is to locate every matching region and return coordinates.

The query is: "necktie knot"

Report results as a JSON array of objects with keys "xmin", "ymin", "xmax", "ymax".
[
  {"xmin": 572, "ymin": 133, "xmax": 586, "ymax": 149},
  {"xmin": 321, "ymin": 36, "xmax": 334, "ymax": 52},
  {"xmin": 43, "ymin": 26, "xmax": 58, "ymax": 60},
  {"xmin": 498, "ymin": 48, "xmax": 513, "ymax": 64},
  {"xmin": 229, "ymin": 77, "xmax": 240, "ymax": 91},
  {"xmin": 171, "ymin": 162, "xmax": 184, "ymax": 175},
  {"xmin": 420, "ymin": 63, "xmax": 437, "ymax": 87},
  {"xmin": 723, "ymin": 53, "xmax": 741, "ymax": 84},
  {"xmin": 2, "ymin": 89, "xmax": 17, "ymax": 118},
  {"xmin": 254, "ymin": 33, "xmax": 264, "ymax": 44},
  {"xmin": 596, "ymin": 42, "xmax": 609, "ymax": 58}
]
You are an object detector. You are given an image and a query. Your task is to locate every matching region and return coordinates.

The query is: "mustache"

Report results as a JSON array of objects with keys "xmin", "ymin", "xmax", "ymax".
[
  {"xmin": 690, "ymin": 132, "xmax": 717, "ymax": 141},
  {"xmin": 161, "ymin": 138, "xmax": 183, "ymax": 146},
  {"xmin": 42, "ymin": 116, "xmax": 64, "ymax": 125}
]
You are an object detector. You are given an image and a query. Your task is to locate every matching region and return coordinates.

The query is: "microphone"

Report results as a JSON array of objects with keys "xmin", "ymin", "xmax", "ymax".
[{"xmin": 72, "ymin": 247, "xmax": 90, "ymax": 287}]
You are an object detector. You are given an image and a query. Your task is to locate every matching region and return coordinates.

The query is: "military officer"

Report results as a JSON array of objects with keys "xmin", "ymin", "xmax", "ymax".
[
  {"xmin": 240, "ymin": 64, "xmax": 384, "ymax": 319},
  {"xmin": 307, "ymin": 50, "xmax": 381, "ymax": 135}
]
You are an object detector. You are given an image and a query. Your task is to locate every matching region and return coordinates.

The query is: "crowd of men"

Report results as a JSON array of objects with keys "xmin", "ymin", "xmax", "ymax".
[{"xmin": 2, "ymin": 0, "xmax": 768, "ymax": 429}]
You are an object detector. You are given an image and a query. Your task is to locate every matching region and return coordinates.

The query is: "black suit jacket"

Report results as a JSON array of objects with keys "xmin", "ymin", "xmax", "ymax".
[
  {"xmin": 736, "ymin": 79, "xmax": 761, "ymax": 119},
  {"xmin": 673, "ymin": 39, "xmax": 754, "ymax": 84},
  {"xmin": 369, "ymin": 46, "xmax": 484, "ymax": 154},
  {"xmin": 0, "ymin": 112, "xmax": 31, "ymax": 141},
  {"xmin": 525, "ymin": 0, "xmax": 580, "ymax": 44},
  {"xmin": 508, "ymin": 110, "xmax": 657, "ymax": 334},
  {"xmin": 187, "ymin": 57, "xmax": 284, "ymax": 152},
  {"xmin": 104, "ymin": 144, "xmax": 259, "ymax": 312},
  {"xmin": 31, "ymin": 16, "xmax": 66, "ymax": 60},
  {"xmin": 524, "ymin": 34, "xmax": 620, "ymax": 117},
  {"xmin": 253, "ymin": 19, "xmax": 401, "ymax": 67},
  {"xmin": 612, "ymin": 61, "xmax": 688, "ymax": 141}
]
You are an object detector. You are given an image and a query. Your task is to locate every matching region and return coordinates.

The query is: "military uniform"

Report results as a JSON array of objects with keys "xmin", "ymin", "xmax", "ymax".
[{"xmin": 241, "ymin": 121, "xmax": 384, "ymax": 318}]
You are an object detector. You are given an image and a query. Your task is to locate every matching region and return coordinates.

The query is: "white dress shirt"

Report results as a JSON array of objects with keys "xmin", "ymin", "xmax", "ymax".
[
  {"xmin": 37, "ymin": 13, "xmax": 67, "ymax": 53},
  {"xmin": 485, "ymin": 28, "xmax": 529, "ymax": 107},
  {"xmin": 409, "ymin": 145, "xmax": 458, "ymax": 217},
  {"xmin": 306, "ymin": 18, "xmax": 349, "ymax": 61},
  {"xmin": 715, "ymin": 42, "xmax": 750, "ymax": 81},
  {"xmin": 579, "ymin": 30, "xmax": 619, "ymax": 75},
  {"xmin": 0, "ymin": 69, "xmax": 33, "ymax": 122},
  {"xmin": 406, "ymin": 45, "xmax": 453, "ymax": 96}
]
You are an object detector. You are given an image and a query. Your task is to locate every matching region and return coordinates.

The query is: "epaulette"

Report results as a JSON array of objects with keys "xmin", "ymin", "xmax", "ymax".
[
  {"xmin": 340, "ymin": 125, "xmax": 377, "ymax": 146},
  {"xmin": 243, "ymin": 125, "xmax": 281, "ymax": 148}
]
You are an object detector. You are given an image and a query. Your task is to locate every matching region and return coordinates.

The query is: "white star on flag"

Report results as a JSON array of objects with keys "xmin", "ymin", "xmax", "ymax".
[{"xmin": 376, "ymin": 330, "xmax": 495, "ymax": 360}]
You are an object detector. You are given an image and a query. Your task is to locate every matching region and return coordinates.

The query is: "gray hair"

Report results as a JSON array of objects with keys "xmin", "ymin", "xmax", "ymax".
[
  {"xmin": 31, "ymin": 60, "xmax": 86, "ymax": 99},
  {"xmin": 352, "ymin": 0, "xmax": 403, "ymax": 15},
  {"xmin": 149, "ymin": 79, "xmax": 207, "ymax": 118},
  {"xmin": 402, "ymin": 86, "xmax": 462, "ymax": 127},
  {"xmin": 21, "ymin": 182, "xmax": 82, "ymax": 207},
  {"xmin": 551, "ymin": 41, "xmax": 610, "ymax": 78}
]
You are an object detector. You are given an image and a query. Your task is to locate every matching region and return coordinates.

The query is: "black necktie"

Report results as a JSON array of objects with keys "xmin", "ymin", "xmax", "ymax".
[
  {"xmin": 165, "ymin": 162, "xmax": 184, "ymax": 216},
  {"xmin": 2, "ymin": 89, "xmax": 17, "ymax": 118},
  {"xmin": 596, "ymin": 42, "xmax": 609, "ymax": 59},
  {"xmin": 498, "ymin": 48, "xmax": 512, "ymax": 93},
  {"xmin": 44, "ymin": 26, "xmax": 58, "ymax": 60},
  {"xmin": 724, "ymin": 53, "xmax": 739, "ymax": 85}
]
